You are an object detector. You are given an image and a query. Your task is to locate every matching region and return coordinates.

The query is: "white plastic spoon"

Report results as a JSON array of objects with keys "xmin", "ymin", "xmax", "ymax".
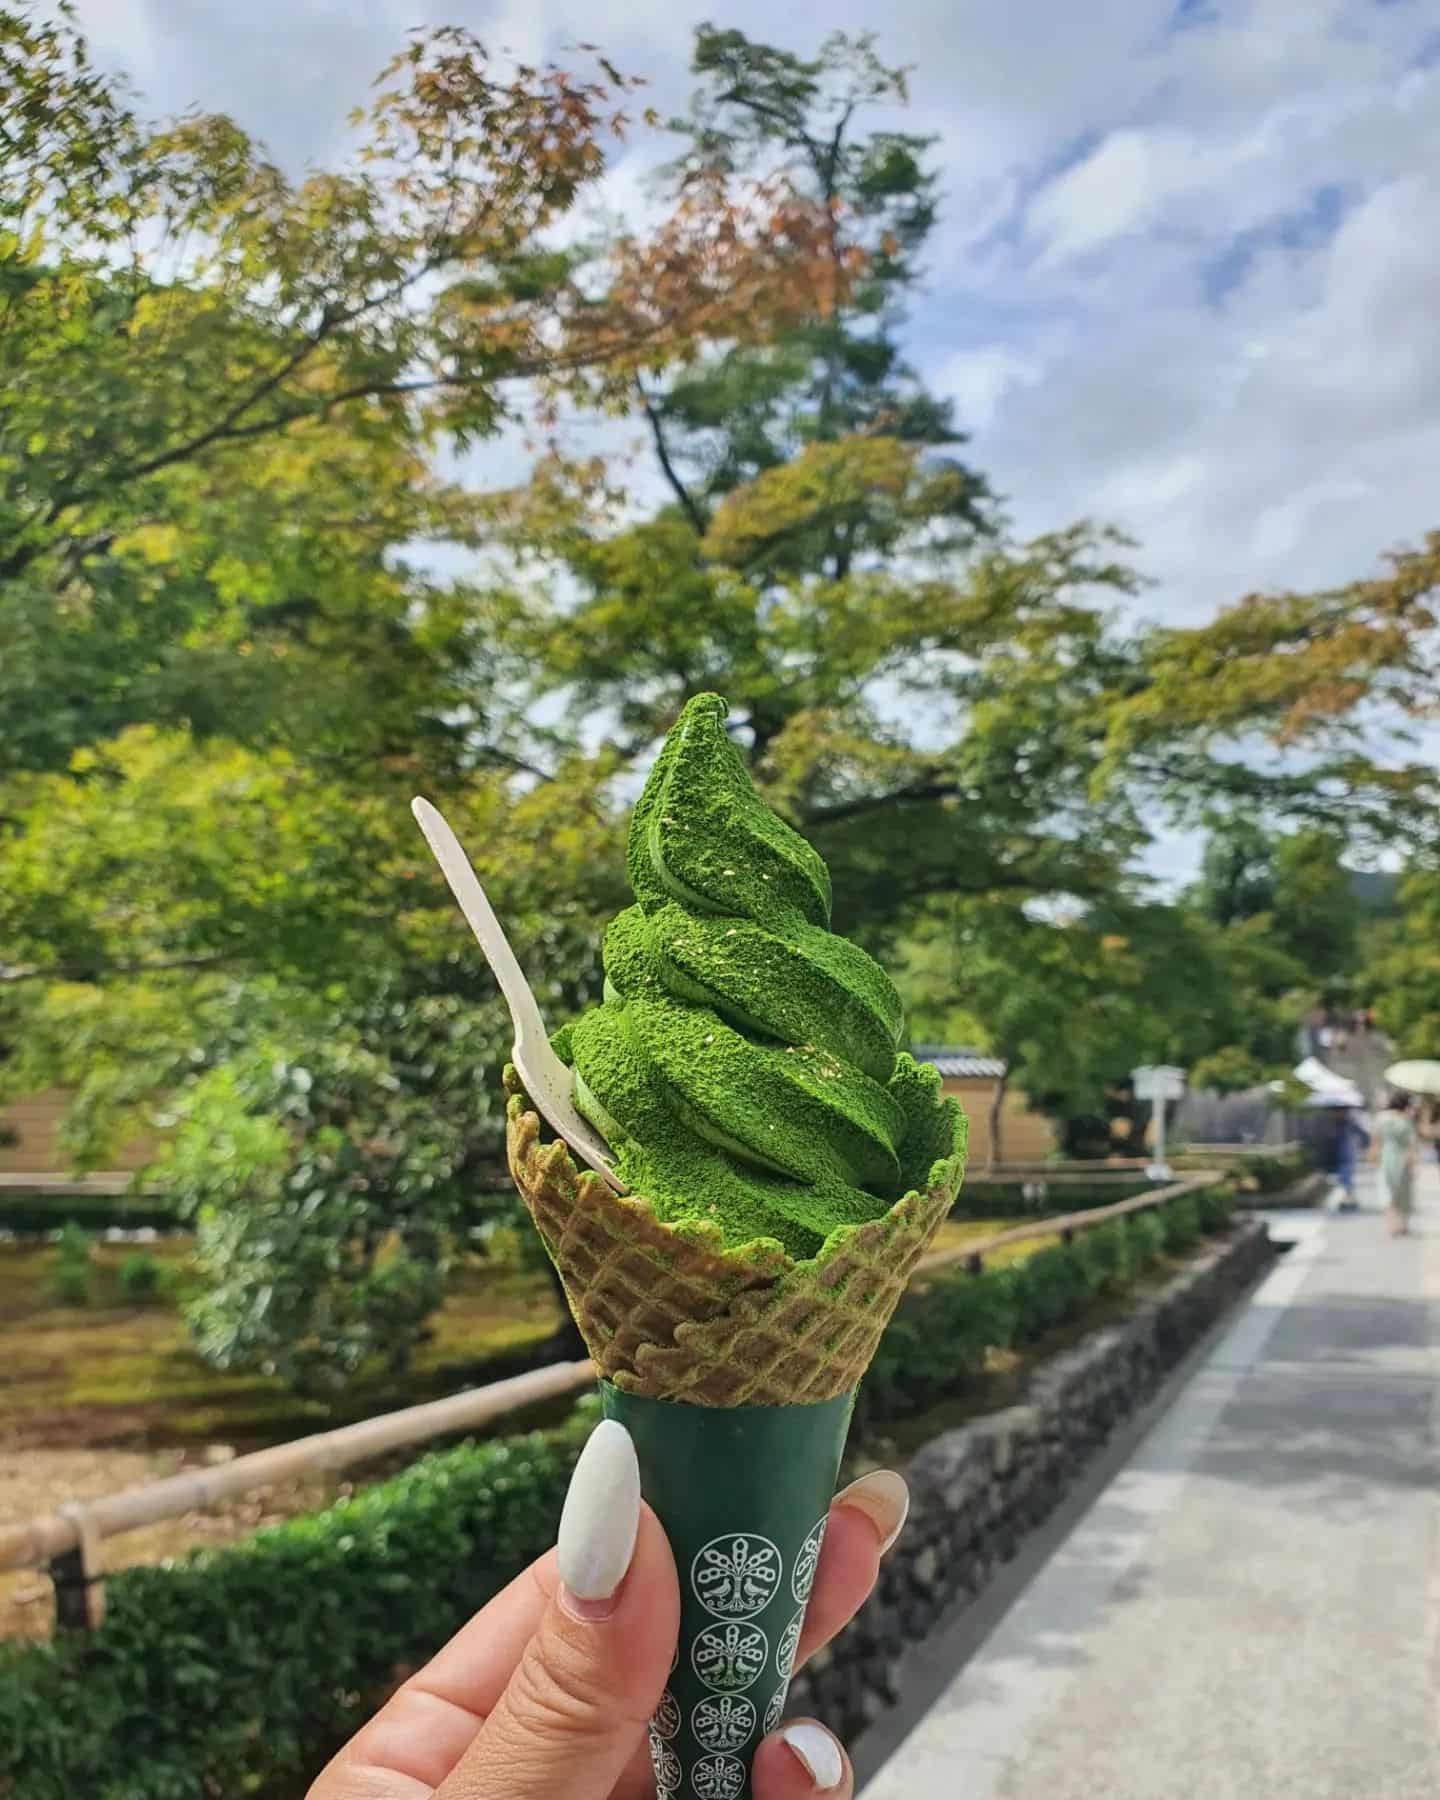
[{"xmin": 410, "ymin": 797, "xmax": 625, "ymax": 1193}]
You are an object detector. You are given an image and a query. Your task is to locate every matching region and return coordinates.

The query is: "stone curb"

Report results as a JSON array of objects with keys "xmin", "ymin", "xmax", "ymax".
[
  {"xmin": 789, "ymin": 1219, "xmax": 1276, "ymax": 1740},
  {"xmin": 1237, "ymin": 1170, "xmax": 1325, "ymax": 1210}
]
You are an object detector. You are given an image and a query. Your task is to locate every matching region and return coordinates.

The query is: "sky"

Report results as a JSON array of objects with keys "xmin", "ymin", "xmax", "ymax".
[{"xmin": 67, "ymin": 0, "xmax": 1440, "ymax": 878}]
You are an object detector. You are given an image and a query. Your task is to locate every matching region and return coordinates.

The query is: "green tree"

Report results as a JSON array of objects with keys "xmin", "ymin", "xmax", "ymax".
[
  {"xmin": 0, "ymin": 4, "xmax": 816, "ymax": 1387},
  {"xmin": 1270, "ymin": 829, "xmax": 1361, "ymax": 989},
  {"xmin": 645, "ymin": 27, "xmax": 990, "ymax": 534},
  {"xmin": 1, "ymin": 2, "xmax": 831, "ymax": 778},
  {"xmin": 1192, "ymin": 818, "xmax": 1278, "ymax": 928},
  {"xmin": 1190, "ymin": 817, "xmax": 1362, "ymax": 1022},
  {"xmin": 895, "ymin": 896, "xmax": 1243, "ymax": 1161},
  {"xmin": 1364, "ymin": 867, "xmax": 1440, "ymax": 1058}
]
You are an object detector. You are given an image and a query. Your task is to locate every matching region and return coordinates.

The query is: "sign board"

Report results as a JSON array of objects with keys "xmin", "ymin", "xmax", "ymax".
[{"xmin": 1132, "ymin": 1064, "xmax": 1186, "ymax": 1102}]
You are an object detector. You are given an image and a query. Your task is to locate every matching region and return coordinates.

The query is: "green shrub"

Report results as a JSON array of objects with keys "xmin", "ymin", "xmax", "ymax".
[
  {"xmin": 1076, "ymin": 1220, "xmax": 1133, "ymax": 1294},
  {"xmin": 0, "ymin": 1193, "xmax": 181, "ymax": 1235},
  {"xmin": 864, "ymin": 1267, "xmax": 1016, "ymax": 1418},
  {"xmin": 1010, "ymin": 1244, "xmax": 1091, "ymax": 1338},
  {"xmin": 0, "ymin": 1404, "xmax": 596, "ymax": 1800},
  {"xmin": 1195, "ymin": 1181, "xmax": 1237, "ymax": 1232},
  {"xmin": 1127, "ymin": 1210, "xmax": 1165, "ymax": 1270},
  {"xmin": 1160, "ymin": 1193, "xmax": 1201, "ymax": 1253},
  {"xmin": 45, "ymin": 1224, "xmax": 93, "ymax": 1307},
  {"xmin": 117, "ymin": 1252, "xmax": 163, "ymax": 1304}
]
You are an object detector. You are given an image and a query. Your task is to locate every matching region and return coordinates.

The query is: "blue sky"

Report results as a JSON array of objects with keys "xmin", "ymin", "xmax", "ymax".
[{"xmin": 72, "ymin": 0, "xmax": 1440, "ymax": 881}]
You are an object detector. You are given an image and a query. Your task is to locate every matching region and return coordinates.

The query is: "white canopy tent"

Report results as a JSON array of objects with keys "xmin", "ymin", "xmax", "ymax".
[{"xmin": 1293, "ymin": 1057, "xmax": 1365, "ymax": 1110}]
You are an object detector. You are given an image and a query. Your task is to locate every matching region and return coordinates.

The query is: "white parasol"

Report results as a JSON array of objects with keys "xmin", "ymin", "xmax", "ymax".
[{"xmin": 1383, "ymin": 1059, "xmax": 1440, "ymax": 1097}]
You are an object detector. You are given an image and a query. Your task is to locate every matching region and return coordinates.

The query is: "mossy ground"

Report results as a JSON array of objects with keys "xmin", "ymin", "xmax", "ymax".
[
  {"xmin": 0, "ymin": 1238, "xmax": 569, "ymax": 1640},
  {"xmin": 925, "ymin": 1216, "xmax": 1061, "ymax": 1267},
  {"xmin": 0, "ymin": 1239, "xmax": 564, "ymax": 1454}
]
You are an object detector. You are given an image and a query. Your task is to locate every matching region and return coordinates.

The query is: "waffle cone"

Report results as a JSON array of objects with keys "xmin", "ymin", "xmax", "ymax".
[{"xmin": 505, "ymin": 1069, "xmax": 967, "ymax": 1407}]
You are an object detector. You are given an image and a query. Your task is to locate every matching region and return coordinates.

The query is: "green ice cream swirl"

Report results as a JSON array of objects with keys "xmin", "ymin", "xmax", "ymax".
[{"xmin": 557, "ymin": 693, "xmax": 959, "ymax": 1257}]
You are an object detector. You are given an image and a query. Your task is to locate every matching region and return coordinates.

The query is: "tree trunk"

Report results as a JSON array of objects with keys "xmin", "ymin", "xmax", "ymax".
[{"xmin": 987, "ymin": 1074, "xmax": 1008, "ymax": 1171}]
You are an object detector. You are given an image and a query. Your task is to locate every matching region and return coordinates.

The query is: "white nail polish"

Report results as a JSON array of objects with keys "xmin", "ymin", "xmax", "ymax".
[
  {"xmin": 834, "ymin": 1468, "xmax": 909, "ymax": 1555},
  {"xmin": 556, "ymin": 1419, "xmax": 641, "ymax": 1604},
  {"xmin": 780, "ymin": 1721, "xmax": 845, "ymax": 1790}
]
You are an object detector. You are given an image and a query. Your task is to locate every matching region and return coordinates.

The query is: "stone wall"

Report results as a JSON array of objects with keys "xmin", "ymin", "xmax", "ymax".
[{"xmin": 789, "ymin": 1220, "xmax": 1275, "ymax": 1742}]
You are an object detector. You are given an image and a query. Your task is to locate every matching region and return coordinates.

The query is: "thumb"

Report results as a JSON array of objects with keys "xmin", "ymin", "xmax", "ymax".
[{"xmin": 438, "ymin": 1419, "xmax": 677, "ymax": 1800}]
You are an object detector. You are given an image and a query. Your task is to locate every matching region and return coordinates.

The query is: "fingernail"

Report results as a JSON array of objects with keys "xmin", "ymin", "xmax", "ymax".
[
  {"xmin": 834, "ymin": 1468, "xmax": 909, "ymax": 1555},
  {"xmin": 780, "ymin": 1720, "xmax": 845, "ymax": 1790},
  {"xmin": 556, "ymin": 1419, "xmax": 641, "ymax": 1620}
]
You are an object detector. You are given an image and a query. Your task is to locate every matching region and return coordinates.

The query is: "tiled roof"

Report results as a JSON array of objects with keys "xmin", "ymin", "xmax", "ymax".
[{"xmin": 912, "ymin": 1045, "xmax": 1008, "ymax": 1080}]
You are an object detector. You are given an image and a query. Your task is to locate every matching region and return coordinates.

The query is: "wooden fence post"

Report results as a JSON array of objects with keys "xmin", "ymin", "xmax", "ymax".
[{"xmin": 50, "ymin": 1504, "xmax": 105, "ymax": 1633}]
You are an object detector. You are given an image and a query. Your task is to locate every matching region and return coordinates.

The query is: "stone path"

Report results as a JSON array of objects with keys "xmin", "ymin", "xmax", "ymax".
[{"xmin": 866, "ymin": 1163, "xmax": 1440, "ymax": 1798}]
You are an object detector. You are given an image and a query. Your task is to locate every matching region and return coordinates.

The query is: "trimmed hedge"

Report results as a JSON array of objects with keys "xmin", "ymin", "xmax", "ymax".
[
  {"xmin": 0, "ymin": 1191, "xmax": 182, "ymax": 1235},
  {"xmin": 951, "ymin": 1178, "xmax": 1150, "ymax": 1219},
  {"xmin": 0, "ymin": 1406, "xmax": 596, "ymax": 1800},
  {"xmin": 863, "ymin": 1185, "xmax": 1236, "ymax": 1422}
]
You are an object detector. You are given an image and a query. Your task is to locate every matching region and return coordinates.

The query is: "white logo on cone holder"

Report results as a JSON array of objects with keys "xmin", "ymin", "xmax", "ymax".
[
  {"xmin": 691, "ymin": 1533, "xmax": 782, "ymax": 1619},
  {"xmin": 792, "ymin": 1515, "xmax": 827, "ymax": 1604},
  {"xmin": 649, "ymin": 1737, "xmax": 681, "ymax": 1795},
  {"xmin": 691, "ymin": 1753, "xmax": 746, "ymax": 1799},
  {"xmin": 764, "ymin": 1684, "xmax": 788, "ymax": 1735},
  {"xmin": 777, "ymin": 1607, "xmax": 805, "ymax": 1682},
  {"xmin": 692, "ymin": 1694, "xmax": 757, "ymax": 1753},
  {"xmin": 692, "ymin": 1621, "xmax": 769, "ymax": 1693}
]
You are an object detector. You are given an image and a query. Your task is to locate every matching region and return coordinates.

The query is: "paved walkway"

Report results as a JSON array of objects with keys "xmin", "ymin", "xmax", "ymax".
[{"xmin": 867, "ymin": 1164, "xmax": 1440, "ymax": 1799}]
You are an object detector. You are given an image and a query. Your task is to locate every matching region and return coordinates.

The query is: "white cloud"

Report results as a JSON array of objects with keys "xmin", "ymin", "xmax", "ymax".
[
  {"xmin": 936, "ymin": 346, "xmax": 1045, "ymax": 433},
  {"xmin": 62, "ymin": 0, "xmax": 1439, "ymax": 643}
]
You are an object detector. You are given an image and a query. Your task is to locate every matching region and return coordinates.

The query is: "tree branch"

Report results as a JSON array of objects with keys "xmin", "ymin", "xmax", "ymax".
[
  {"xmin": 801, "ymin": 778, "xmax": 958, "ymax": 828},
  {"xmin": 635, "ymin": 376, "xmax": 706, "ymax": 534},
  {"xmin": 0, "ymin": 952, "xmax": 236, "ymax": 985}
]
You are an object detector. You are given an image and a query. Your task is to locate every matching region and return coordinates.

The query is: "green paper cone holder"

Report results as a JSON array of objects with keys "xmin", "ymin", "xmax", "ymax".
[{"xmin": 600, "ymin": 1382, "xmax": 854, "ymax": 1800}]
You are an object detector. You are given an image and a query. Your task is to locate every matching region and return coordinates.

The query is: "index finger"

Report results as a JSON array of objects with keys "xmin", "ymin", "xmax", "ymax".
[{"xmin": 308, "ymin": 1553, "xmax": 558, "ymax": 1798}]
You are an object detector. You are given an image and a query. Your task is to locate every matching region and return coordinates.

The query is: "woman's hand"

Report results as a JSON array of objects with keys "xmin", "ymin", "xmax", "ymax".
[{"xmin": 308, "ymin": 1419, "xmax": 907, "ymax": 1800}]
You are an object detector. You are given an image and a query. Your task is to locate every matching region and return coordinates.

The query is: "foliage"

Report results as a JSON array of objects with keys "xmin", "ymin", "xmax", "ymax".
[
  {"xmin": 116, "ymin": 1252, "xmax": 162, "ymax": 1303},
  {"xmin": 1075, "ymin": 1219, "xmax": 1136, "ymax": 1293},
  {"xmin": 1159, "ymin": 1192, "xmax": 1201, "ymax": 1254},
  {"xmin": 0, "ymin": 1405, "xmax": 594, "ymax": 1800},
  {"xmin": 897, "ymin": 895, "xmax": 1248, "ymax": 1148},
  {"xmin": 1127, "ymin": 1210, "xmax": 1166, "ymax": 1270},
  {"xmin": 1102, "ymin": 532, "xmax": 1440, "ymax": 842},
  {"xmin": 1195, "ymin": 1182, "xmax": 1238, "ymax": 1231},
  {"xmin": 0, "ymin": 1193, "xmax": 179, "ymax": 1234},
  {"xmin": 1191, "ymin": 819, "xmax": 1360, "ymax": 998},
  {"xmin": 1187, "ymin": 1045, "xmax": 1272, "ymax": 1095},
  {"xmin": 1, "ymin": 6, "xmax": 832, "ymax": 781},
  {"xmin": 45, "ymin": 1221, "xmax": 92, "ymax": 1306},
  {"xmin": 1364, "ymin": 866, "xmax": 1440, "ymax": 1057}
]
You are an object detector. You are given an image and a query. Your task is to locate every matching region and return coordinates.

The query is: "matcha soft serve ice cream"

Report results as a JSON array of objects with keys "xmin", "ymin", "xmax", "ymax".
[
  {"xmin": 505, "ymin": 688, "xmax": 965, "ymax": 1410},
  {"xmin": 550, "ymin": 692, "xmax": 960, "ymax": 1260}
]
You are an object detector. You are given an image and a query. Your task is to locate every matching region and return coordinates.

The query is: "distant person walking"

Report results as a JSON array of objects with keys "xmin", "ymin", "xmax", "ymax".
[
  {"xmin": 1374, "ymin": 1094, "xmax": 1418, "ymax": 1236},
  {"xmin": 1328, "ymin": 1106, "xmax": 1369, "ymax": 1212}
]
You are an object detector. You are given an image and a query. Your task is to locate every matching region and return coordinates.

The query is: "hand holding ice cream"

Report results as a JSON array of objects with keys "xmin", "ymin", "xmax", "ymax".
[{"xmin": 423, "ymin": 691, "xmax": 966, "ymax": 1799}]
